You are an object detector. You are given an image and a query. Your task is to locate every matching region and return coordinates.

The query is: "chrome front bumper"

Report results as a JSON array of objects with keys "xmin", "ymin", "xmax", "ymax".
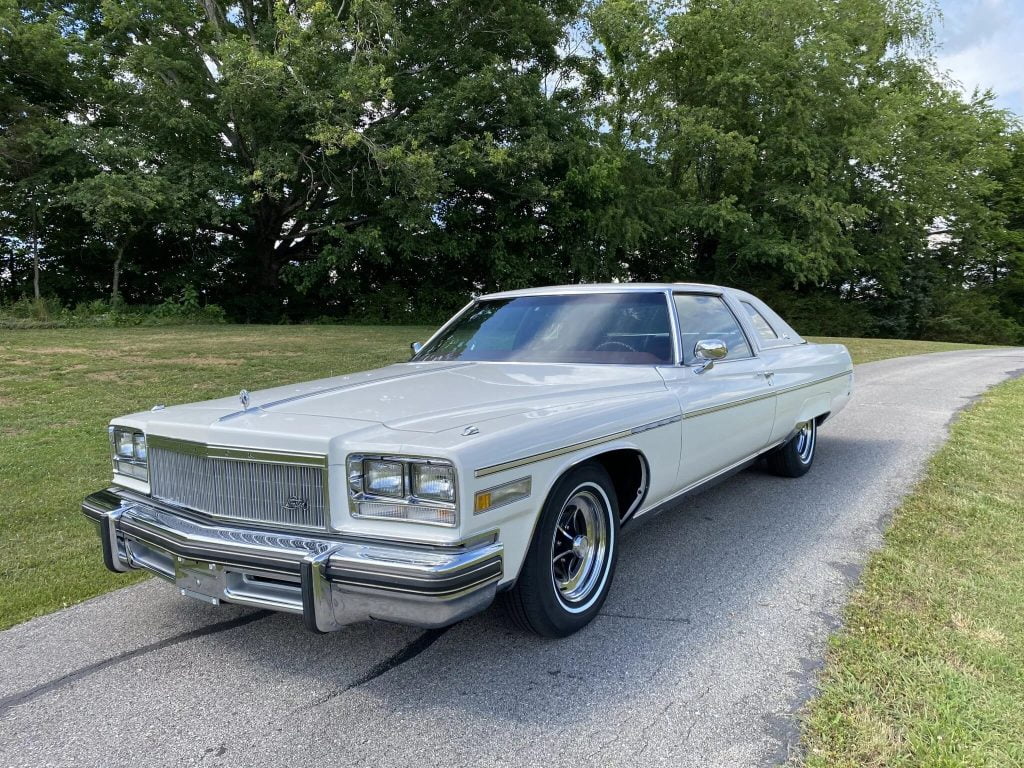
[{"xmin": 82, "ymin": 489, "xmax": 503, "ymax": 632}]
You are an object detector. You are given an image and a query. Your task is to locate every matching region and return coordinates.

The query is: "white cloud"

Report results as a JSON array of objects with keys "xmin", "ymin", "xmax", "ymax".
[{"xmin": 935, "ymin": 0, "xmax": 1024, "ymax": 115}]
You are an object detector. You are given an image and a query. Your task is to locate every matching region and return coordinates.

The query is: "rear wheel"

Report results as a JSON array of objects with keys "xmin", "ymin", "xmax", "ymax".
[
  {"xmin": 766, "ymin": 419, "xmax": 817, "ymax": 478},
  {"xmin": 503, "ymin": 464, "xmax": 619, "ymax": 637}
]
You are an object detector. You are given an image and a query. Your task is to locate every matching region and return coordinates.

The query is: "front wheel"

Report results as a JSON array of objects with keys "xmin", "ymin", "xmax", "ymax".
[
  {"xmin": 766, "ymin": 418, "xmax": 817, "ymax": 477},
  {"xmin": 502, "ymin": 463, "xmax": 619, "ymax": 637}
]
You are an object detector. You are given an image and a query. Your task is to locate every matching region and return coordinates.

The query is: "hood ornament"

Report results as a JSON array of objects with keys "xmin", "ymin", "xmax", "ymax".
[{"xmin": 239, "ymin": 389, "xmax": 250, "ymax": 410}]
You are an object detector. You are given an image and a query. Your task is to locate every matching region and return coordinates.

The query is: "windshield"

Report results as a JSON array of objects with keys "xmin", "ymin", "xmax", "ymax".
[{"xmin": 413, "ymin": 293, "xmax": 674, "ymax": 365}]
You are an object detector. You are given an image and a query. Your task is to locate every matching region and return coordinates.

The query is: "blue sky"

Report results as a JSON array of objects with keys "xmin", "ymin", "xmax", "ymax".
[{"xmin": 935, "ymin": 0, "xmax": 1023, "ymax": 116}]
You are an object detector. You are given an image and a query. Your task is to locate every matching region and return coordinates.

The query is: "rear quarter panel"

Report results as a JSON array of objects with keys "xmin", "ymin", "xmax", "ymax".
[{"xmin": 761, "ymin": 343, "xmax": 853, "ymax": 443}]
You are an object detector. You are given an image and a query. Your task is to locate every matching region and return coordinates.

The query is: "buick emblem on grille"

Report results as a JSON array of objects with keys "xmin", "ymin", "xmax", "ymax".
[{"xmin": 283, "ymin": 496, "xmax": 309, "ymax": 515}]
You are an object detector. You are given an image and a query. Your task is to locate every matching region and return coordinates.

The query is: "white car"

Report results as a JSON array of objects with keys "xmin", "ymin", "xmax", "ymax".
[{"xmin": 83, "ymin": 284, "xmax": 853, "ymax": 637}]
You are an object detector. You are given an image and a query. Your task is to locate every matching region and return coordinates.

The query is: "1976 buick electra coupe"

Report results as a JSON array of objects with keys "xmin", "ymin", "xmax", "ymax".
[{"xmin": 83, "ymin": 284, "xmax": 853, "ymax": 637}]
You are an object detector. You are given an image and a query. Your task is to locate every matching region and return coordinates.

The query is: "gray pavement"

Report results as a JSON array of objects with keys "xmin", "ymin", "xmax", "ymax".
[{"xmin": 3, "ymin": 347, "xmax": 1023, "ymax": 768}]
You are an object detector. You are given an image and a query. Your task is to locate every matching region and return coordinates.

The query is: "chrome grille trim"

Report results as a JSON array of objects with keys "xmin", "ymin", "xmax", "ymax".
[
  {"xmin": 148, "ymin": 438, "xmax": 328, "ymax": 531},
  {"xmin": 148, "ymin": 435, "xmax": 327, "ymax": 467}
]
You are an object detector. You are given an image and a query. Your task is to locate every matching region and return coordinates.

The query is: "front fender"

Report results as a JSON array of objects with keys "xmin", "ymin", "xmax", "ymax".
[{"xmin": 473, "ymin": 415, "xmax": 681, "ymax": 585}]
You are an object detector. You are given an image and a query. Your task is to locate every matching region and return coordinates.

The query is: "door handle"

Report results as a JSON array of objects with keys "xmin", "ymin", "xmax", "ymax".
[{"xmin": 764, "ymin": 370, "xmax": 775, "ymax": 381}]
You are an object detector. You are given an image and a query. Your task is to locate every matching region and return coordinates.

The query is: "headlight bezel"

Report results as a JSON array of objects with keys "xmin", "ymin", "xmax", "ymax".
[
  {"xmin": 109, "ymin": 425, "xmax": 149, "ymax": 481},
  {"xmin": 347, "ymin": 454, "xmax": 458, "ymax": 527}
]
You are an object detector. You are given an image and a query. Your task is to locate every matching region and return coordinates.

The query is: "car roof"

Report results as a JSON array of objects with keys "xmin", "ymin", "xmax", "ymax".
[{"xmin": 481, "ymin": 282, "xmax": 732, "ymax": 300}]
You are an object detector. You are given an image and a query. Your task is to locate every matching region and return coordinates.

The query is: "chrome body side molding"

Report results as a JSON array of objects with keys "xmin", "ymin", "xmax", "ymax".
[
  {"xmin": 681, "ymin": 369, "xmax": 852, "ymax": 420},
  {"xmin": 630, "ymin": 438, "xmax": 786, "ymax": 522},
  {"xmin": 473, "ymin": 415, "xmax": 682, "ymax": 479},
  {"xmin": 473, "ymin": 369, "xmax": 851, "ymax": 479}
]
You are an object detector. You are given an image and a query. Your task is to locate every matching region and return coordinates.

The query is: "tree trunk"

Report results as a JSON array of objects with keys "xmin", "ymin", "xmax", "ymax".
[
  {"xmin": 233, "ymin": 232, "xmax": 284, "ymax": 321},
  {"xmin": 111, "ymin": 242, "xmax": 125, "ymax": 305},
  {"xmin": 32, "ymin": 218, "xmax": 40, "ymax": 302},
  {"xmin": 693, "ymin": 235, "xmax": 719, "ymax": 281}
]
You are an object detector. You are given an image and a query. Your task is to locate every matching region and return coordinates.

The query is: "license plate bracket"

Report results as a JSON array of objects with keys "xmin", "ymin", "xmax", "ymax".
[{"xmin": 175, "ymin": 557, "xmax": 226, "ymax": 605}]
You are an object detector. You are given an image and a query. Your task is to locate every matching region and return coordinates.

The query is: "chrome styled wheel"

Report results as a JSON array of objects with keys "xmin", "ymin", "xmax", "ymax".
[
  {"xmin": 502, "ymin": 464, "xmax": 619, "ymax": 637},
  {"xmin": 550, "ymin": 486, "xmax": 610, "ymax": 610},
  {"xmin": 794, "ymin": 420, "xmax": 816, "ymax": 464},
  {"xmin": 767, "ymin": 417, "xmax": 818, "ymax": 477}
]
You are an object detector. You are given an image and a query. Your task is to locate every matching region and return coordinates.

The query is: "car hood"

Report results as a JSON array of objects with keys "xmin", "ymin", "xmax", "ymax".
[
  {"xmin": 135, "ymin": 362, "xmax": 669, "ymax": 438},
  {"xmin": 251, "ymin": 362, "xmax": 667, "ymax": 433}
]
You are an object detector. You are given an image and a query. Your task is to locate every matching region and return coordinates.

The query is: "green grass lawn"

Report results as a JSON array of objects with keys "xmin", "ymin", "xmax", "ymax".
[
  {"xmin": 0, "ymin": 325, "xmax": 433, "ymax": 630},
  {"xmin": 800, "ymin": 375, "xmax": 1024, "ymax": 767},
  {"xmin": 0, "ymin": 328, "xmax": 1004, "ymax": 630}
]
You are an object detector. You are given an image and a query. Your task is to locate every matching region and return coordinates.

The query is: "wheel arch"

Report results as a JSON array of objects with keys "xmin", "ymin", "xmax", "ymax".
[
  {"xmin": 588, "ymin": 448, "xmax": 650, "ymax": 523},
  {"xmin": 545, "ymin": 445, "xmax": 650, "ymax": 524},
  {"xmin": 500, "ymin": 441, "xmax": 656, "ymax": 585},
  {"xmin": 797, "ymin": 392, "xmax": 832, "ymax": 426}
]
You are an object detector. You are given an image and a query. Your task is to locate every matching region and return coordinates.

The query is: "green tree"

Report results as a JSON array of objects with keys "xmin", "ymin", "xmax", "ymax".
[
  {"xmin": 987, "ymin": 128, "xmax": 1024, "ymax": 330},
  {"xmin": 62, "ymin": 0, "xmax": 433, "ymax": 317},
  {"xmin": 1, "ymin": 0, "xmax": 1021, "ymax": 341},
  {"xmin": 284, "ymin": 0, "xmax": 621, "ymax": 320},
  {"xmin": 62, "ymin": 141, "xmax": 175, "ymax": 305},
  {"xmin": 0, "ymin": 0, "xmax": 81, "ymax": 301},
  {"xmin": 600, "ymin": 0, "xmax": 939, "ymax": 285}
]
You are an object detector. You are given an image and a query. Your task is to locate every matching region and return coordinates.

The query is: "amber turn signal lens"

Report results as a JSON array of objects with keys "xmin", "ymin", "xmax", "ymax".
[{"xmin": 473, "ymin": 477, "xmax": 531, "ymax": 515}]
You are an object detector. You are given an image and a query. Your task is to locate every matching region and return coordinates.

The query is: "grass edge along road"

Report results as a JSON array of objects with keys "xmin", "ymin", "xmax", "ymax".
[
  {"xmin": 0, "ymin": 327, "xmax": 1006, "ymax": 631},
  {"xmin": 799, "ymin": 374, "xmax": 1024, "ymax": 767}
]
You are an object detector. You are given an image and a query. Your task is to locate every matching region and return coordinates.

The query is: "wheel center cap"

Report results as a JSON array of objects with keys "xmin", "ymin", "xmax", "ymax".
[{"xmin": 571, "ymin": 535, "xmax": 590, "ymax": 558}]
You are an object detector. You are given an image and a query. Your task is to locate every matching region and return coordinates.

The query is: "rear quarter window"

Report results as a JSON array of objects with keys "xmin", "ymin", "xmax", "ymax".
[{"xmin": 741, "ymin": 301, "xmax": 780, "ymax": 342}]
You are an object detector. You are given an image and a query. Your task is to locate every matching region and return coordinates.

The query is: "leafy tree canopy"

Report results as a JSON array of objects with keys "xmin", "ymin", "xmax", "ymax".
[{"xmin": 0, "ymin": 0, "xmax": 1021, "ymax": 342}]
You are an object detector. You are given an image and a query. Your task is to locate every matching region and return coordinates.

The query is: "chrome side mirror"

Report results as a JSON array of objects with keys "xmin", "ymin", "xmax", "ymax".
[
  {"xmin": 410, "ymin": 341, "xmax": 423, "ymax": 357},
  {"xmin": 691, "ymin": 338, "xmax": 727, "ymax": 373}
]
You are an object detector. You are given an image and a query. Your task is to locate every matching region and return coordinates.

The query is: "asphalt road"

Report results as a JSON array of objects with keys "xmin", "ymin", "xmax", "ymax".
[{"xmin": 3, "ymin": 348, "xmax": 1023, "ymax": 768}]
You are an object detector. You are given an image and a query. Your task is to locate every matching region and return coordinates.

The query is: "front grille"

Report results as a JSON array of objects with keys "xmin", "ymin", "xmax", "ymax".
[{"xmin": 149, "ymin": 446, "xmax": 327, "ymax": 530}]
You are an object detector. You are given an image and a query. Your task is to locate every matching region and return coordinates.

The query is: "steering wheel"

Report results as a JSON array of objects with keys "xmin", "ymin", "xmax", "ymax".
[{"xmin": 596, "ymin": 340, "xmax": 638, "ymax": 353}]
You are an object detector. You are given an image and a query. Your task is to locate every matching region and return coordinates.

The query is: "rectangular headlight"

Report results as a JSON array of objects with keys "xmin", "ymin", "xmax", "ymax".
[
  {"xmin": 364, "ymin": 460, "xmax": 404, "ymax": 497},
  {"xmin": 411, "ymin": 463, "xmax": 455, "ymax": 503},
  {"xmin": 115, "ymin": 430, "xmax": 135, "ymax": 458},
  {"xmin": 347, "ymin": 455, "xmax": 458, "ymax": 527},
  {"xmin": 109, "ymin": 426, "xmax": 148, "ymax": 481},
  {"xmin": 132, "ymin": 433, "xmax": 148, "ymax": 461}
]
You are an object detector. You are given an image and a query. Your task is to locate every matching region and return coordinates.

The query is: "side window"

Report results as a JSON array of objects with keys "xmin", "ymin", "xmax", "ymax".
[
  {"xmin": 673, "ymin": 294, "xmax": 753, "ymax": 363},
  {"xmin": 741, "ymin": 301, "xmax": 779, "ymax": 342}
]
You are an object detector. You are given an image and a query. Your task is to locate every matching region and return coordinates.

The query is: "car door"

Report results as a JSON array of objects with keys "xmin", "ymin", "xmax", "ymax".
[{"xmin": 658, "ymin": 292, "xmax": 776, "ymax": 490}]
